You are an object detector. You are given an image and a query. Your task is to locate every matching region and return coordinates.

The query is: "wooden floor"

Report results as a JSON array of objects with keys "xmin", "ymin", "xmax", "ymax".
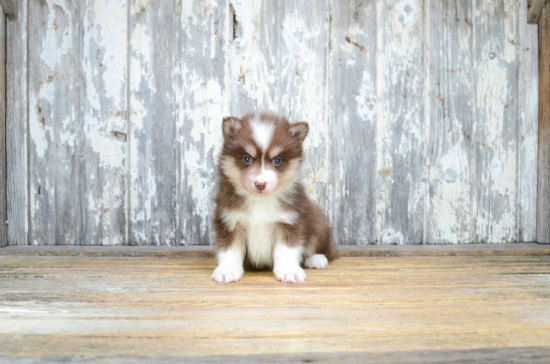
[{"xmin": 1, "ymin": 246, "xmax": 550, "ymax": 363}]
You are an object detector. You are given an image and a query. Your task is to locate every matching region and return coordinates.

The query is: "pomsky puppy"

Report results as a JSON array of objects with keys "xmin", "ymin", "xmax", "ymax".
[{"xmin": 212, "ymin": 112, "xmax": 337, "ymax": 284}]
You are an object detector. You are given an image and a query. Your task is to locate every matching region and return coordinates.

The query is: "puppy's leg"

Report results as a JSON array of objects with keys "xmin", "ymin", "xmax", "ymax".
[
  {"xmin": 304, "ymin": 254, "xmax": 328, "ymax": 269},
  {"xmin": 212, "ymin": 233, "xmax": 245, "ymax": 283},
  {"xmin": 273, "ymin": 242, "xmax": 307, "ymax": 284}
]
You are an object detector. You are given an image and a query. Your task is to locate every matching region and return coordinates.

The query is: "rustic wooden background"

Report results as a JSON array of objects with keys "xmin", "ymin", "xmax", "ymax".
[{"xmin": 4, "ymin": 0, "xmax": 541, "ymax": 246}]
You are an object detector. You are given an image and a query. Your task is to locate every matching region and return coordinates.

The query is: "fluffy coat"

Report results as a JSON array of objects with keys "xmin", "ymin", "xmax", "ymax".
[{"xmin": 212, "ymin": 112, "xmax": 337, "ymax": 283}]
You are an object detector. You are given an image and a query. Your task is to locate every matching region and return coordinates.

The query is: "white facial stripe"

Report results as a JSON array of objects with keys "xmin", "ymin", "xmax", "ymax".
[
  {"xmin": 256, "ymin": 158, "xmax": 277, "ymax": 185},
  {"xmin": 245, "ymin": 144, "xmax": 256, "ymax": 157},
  {"xmin": 250, "ymin": 120, "xmax": 275, "ymax": 152},
  {"xmin": 269, "ymin": 147, "xmax": 281, "ymax": 159}
]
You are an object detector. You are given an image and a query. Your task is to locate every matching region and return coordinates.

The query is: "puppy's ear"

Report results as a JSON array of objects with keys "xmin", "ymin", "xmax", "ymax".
[
  {"xmin": 222, "ymin": 116, "xmax": 242, "ymax": 138},
  {"xmin": 290, "ymin": 122, "xmax": 308, "ymax": 143}
]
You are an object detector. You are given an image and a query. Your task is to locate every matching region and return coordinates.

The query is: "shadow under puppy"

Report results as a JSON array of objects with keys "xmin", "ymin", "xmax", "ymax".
[{"xmin": 212, "ymin": 112, "xmax": 337, "ymax": 284}]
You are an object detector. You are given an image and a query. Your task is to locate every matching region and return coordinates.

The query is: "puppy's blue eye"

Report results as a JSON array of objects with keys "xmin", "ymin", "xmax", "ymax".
[
  {"xmin": 243, "ymin": 156, "xmax": 253, "ymax": 164},
  {"xmin": 273, "ymin": 158, "xmax": 281, "ymax": 166}
]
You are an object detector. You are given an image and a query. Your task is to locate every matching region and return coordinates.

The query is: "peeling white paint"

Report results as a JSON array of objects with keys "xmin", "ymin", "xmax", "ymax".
[
  {"xmin": 40, "ymin": 0, "xmax": 73, "ymax": 71},
  {"xmin": 23, "ymin": 0, "xmax": 539, "ymax": 245},
  {"xmin": 182, "ymin": 148, "xmax": 210, "ymax": 235},
  {"xmin": 355, "ymin": 70, "xmax": 375, "ymax": 123}
]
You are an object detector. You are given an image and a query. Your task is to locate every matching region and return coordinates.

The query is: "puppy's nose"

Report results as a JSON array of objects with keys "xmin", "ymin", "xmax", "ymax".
[{"xmin": 255, "ymin": 182, "xmax": 266, "ymax": 191}]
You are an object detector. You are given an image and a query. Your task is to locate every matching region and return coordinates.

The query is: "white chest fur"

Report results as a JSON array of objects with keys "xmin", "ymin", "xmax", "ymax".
[{"xmin": 220, "ymin": 197, "xmax": 298, "ymax": 268}]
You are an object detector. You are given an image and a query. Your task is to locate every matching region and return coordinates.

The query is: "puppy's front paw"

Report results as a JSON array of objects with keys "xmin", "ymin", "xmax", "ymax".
[
  {"xmin": 211, "ymin": 266, "xmax": 244, "ymax": 283},
  {"xmin": 274, "ymin": 266, "xmax": 307, "ymax": 284},
  {"xmin": 304, "ymin": 254, "xmax": 328, "ymax": 269}
]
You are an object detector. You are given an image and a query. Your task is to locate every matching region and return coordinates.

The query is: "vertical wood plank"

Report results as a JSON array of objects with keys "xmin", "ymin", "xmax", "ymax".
[
  {"xmin": 0, "ymin": 0, "xmax": 17, "ymax": 19},
  {"xmin": 425, "ymin": 0, "xmax": 474, "ymax": 244},
  {"xmin": 28, "ymin": 0, "xmax": 127, "ymax": 245},
  {"xmin": 79, "ymin": 0, "xmax": 128, "ymax": 245},
  {"xmin": 4, "ymin": 0, "xmax": 541, "ymax": 246},
  {"xmin": 329, "ymin": 0, "xmax": 377, "ymax": 244},
  {"xmin": 28, "ymin": 0, "xmax": 80, "ymax": 245},
  {"xmin": 538, "ymin": 5, "xmax": 550, "ymax": 243},
  {"xmin": 519, "ymin": 0, "xmax": 539, "ymax": 242},
  {"xmin": 176, "ymin": 0, "xmax": 226, "ymax": 245},
  {"xmin": 229, "ymin": 0, "xmax": 331, "ymax": 218},
  {"xmin": 527, "ymin": 0, "xmax": 547, "ymax": 24},
  {"xmin": 129, "ymin": 0, "xmax": 179, "ymax": 245},
  {"xmin": 6, "ymin": 0, "xmax": 28, "ymax": 245},
  {"xmin": 375, "ymin": 0, "xmax": 425, "ymax": 244},
  {"xmin": 472, "ymin": 0, "xmax": 520, "ymax": 243},
  {"xmin": 0, "ymin": 6, "xmax": 6, "ymax": 247}
]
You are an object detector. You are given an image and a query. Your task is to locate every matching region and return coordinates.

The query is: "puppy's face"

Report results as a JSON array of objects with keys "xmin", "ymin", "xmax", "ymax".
[{"xmin": 220, "ymin": 113, "xmax": 308, "ymax": 197}]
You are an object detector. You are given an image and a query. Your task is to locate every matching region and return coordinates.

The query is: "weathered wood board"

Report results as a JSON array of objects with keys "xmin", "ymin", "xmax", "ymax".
[
  {"xmin": 375, "ymin": 0, "xmax": 426, "ymax": 245},
  {"xmin": 176, "ymin": 0, "xmax": 226, "ymax": 246},
  {"xmin": 27, "ymin": 0, "xmax": 127, "ymax": 246},
  {"xmin": 6, "ymin": 0, "xmax": 27, "ymax": 245},
  {"xmin": 28, "ymin": 0, "xmax": 81, "ymax": 246},
  {"xmin": 129, "ymin": 0, "xmax": 180, "ymax": 246},
  {"xmin": 0, "ymin": 0, "xmax": 17, "ymax": 19},
  {"xmin": 79, "ymin": 0, "xmax": 128, "ymax": 246},
  {"xmin": 1, "ymin": 254, "xmax": 550, "ymax": 360},
  {"xmin": 538, "ymin": 4, "xmax": 550, "ymax": 243},
  {"xmin": 329, "ymin": 0, "xmax": 377, "ymax": 245},
  {"xmin": 4, "ymin": 0, "xmax": 542, "ymax": 245},
  {"xmin": 0, "ymin": 5, "xmax": 6, "ymax": 247},
  {"xmin": 527, "ymin": 0, "xmax": 547, "ymax": 24},
  {"xmin": 519, "ymin": 0, "xmax": 540, "ymax": 243},
  {"xmin": 425, "ymin": 0, "xmax": 474, "ymax": 244},
  {"xmin": 129, "ymin": 0, "xmax": 226, "ymax": 246},
  {"xmin": 473, "ymin": 0, "xmax": 522, "ymax": 243}
]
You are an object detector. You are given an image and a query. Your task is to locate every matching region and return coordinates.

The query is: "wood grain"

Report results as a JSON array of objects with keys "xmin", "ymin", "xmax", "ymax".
[
  {"xmin": 4, "ymin": 0, "xmax": 543, "ymax": 245},
  {"xmin": 0, "ymin": 5, "xmax": 6, "ymax": 247},
  {"xmin": 176, "ymin": 0, "xmax": 226, "ymax": 246},
  {"xmin": 78, "ymin": 0, "xmax": 128, "ymax": 245},
  {"xmin": 519, "ymin": 0, "xmax": 540, "ymax": 242},
  {"xmin": 1, "ymin": 254, "xmax": 550, "ymax": 360},
  {"xmin": 6, "ymin": 0, "xmax": 27, "ymax": 245},
  {"xmin": 0, "ymin": 0, "xmax": 16, "ymax": 18},
  {"xmin": 527, "ymin": 0, "xmax": 547, "ymax": 24},
  {"xmin": 473, "ymin": 0, "xmax": 521, "ymax": 243},
  {"xmin": 128, "ymin": 0, "xmax": 179, "ymax": 246},
  {"xmin": 329, "ymin": 0, "xmax": 377, "ymax": 244},
  {"xmin": 27, "ymin": 0, "xmax": 127, "ymax": 245},
  {"xmin": 375, "ymin": 0, "xmax": 425, "ymax": 244},
  {"xmin": 538, "ymin": 5, "xmax": 550, "ymax": 243},
  {"xmin": 425, "ymin": 0, "xmax": 474, "ymax": 243},
  {"xmin": 28, "ymin": 0, "xmax": 81, "ymax": 245},
  {"xmin": 1, "ymin": 243, "xmax": 549, "ymax": 257}
]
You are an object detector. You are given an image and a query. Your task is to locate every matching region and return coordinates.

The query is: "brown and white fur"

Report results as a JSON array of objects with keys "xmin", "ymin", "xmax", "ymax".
[{"xmin": 212, "ymin": 112, "xmax": 337, "ymax": 284}]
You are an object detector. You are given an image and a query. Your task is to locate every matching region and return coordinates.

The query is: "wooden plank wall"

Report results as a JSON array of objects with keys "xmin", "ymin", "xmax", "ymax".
[
  {"xmin": 26, "ymin": 0, "xmax": 128, "ymax": 245},
  {"xmin": 6, "ymin": 0, "xmax": 27, "ymax": 245},
  {"xmin": 0, "ymin": 5, "xmax": 6, "ymax": 247},
  {"xmin": 538, "ymin": 4, "xmax": 550, "ymax": 243},
  {"xmin": 4, "ymin": 0, "xmax": 541, "ymax": 246},
  {"xmin": 521, "ymin": 0, "xmax": 542, "ymax": 243}
]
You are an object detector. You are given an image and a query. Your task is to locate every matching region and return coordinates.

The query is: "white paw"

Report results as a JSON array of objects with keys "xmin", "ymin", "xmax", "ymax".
[
  {"xmin": 211, "ymin": 266, "xmax": 244, "ymax": 283},
  {"xmin": 304, "ymin": 254, "xmax": 328, "ymax": 269},
  {"xmin": 274, "ymin": 266, "xmax": 307, "ymax": 283}
]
